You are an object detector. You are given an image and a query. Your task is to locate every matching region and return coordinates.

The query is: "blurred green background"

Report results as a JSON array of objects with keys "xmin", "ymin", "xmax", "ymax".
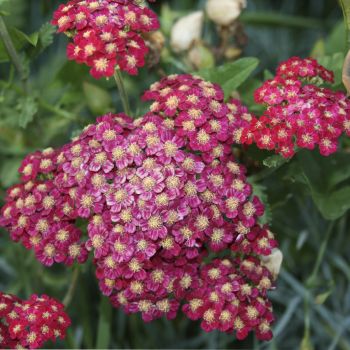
[{"xmin": 1, "ymin": 0, "xmax": 350, "ymax": 349}]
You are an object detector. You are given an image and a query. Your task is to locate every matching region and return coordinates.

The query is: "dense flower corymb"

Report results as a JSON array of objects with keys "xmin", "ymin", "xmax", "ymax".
[
  {"xmin": 1, "ymin": 75, "xmax": 278, "ymax": 341},
  {"xmin": 52, "ymin": 0, "xmax": 159, "ymax": 78},
  {"xmin": 142, "ymin": 74, "xmax": 254, "ymax": 162},
  {"xmin": 0, "ymin": 293, "xmax": 70, "ymax": 349},
  {"xmin": 240, "ymin": 57, "xmax": 350, "ymax": 158}
]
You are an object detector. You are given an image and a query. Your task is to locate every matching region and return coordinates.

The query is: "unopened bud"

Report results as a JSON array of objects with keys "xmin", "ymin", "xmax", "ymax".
[
  {"xmin": 188, "ymin": 43, "xmax": 215, "ymax": 70},
  {"xmin": 206, "ymin": 0, "xmax": 246, "ymax": 26},
  {"xmin": 170, "ymin": 11, "xmax": 204, "ymax": 53},
  {"xmin": 261, "ymin": 248, "xmax": 283, "ymax": 280}
]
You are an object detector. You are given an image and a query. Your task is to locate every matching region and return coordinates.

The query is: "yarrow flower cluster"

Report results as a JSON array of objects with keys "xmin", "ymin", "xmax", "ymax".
[
  {"xmin": 1, "ymin": 75, "xmax": 277, "ymax": 341},
  {"xmin": 0, "ymin": 146, "xmax": 89, "ymax": 266},
  {"xmin": 240, "ymin": 57, "xmax": 350, "ymax": 158},
  {"xmin": 52, "ymin": 0, "xmax": 159, "ymax": 78},
  {"xmin": 142, "ymin": 74, "xmax": 255, "ymax": 163},
  {"xmin": 0, "ymin": 293, "xmax": 70, "ymax": 349}
]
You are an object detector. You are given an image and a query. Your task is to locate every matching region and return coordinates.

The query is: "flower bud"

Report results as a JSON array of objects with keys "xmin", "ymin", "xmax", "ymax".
[
  {"xmin": 170, "ymin": 11, "xmax": 204, "ymax": 53},
  {"xmin": 261, "ymin": 248, "xmax": 283, "ymax": 280},
  {"xmin": 188, "ymin": 43, "xmax": 215, "ymax": 70},
  {"xmin": 206, "ymin": 0, "xmax": 246, "ymax": 26}
]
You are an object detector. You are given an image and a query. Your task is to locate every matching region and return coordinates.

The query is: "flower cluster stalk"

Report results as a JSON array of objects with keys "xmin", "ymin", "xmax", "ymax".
[
  {"xmin": 0, "ymin": 15, "xmax": 28, "ymax": 92},
  {"xmin": 114, "ymin": 70, "xmax": 131, "ymax": 116}
]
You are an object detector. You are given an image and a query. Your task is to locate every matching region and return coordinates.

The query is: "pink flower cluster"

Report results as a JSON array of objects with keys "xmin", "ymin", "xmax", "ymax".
[
  {"xmin": 183, "ymin": 258, "xmax": 274, "ymax": 341},
  {"xmin": 0, "ymin": 293, "xmax": 70, "ymax": 349},
  {"xmin": 142, "ymin": 74, "xmax": 255, "ymax": 163},
  {"xmin": 1, "ymin": 75, "xmax": 277, "ymax": 341},
  {"xmin": 240, "ymin": 57, "xmax": 350, "ymax": 158},
  {"xmin": 0, "ymin": 146, "xmax": 89, "ymax": 266},
  {"xmin": 52, "ymin": 0, "xmax": 159, "ymax": 78}
]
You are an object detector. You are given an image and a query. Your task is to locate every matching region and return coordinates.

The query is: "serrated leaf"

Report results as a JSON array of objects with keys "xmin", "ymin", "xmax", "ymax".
[
  {"xmin": 83, "ymin": 82, "xmax": 112, "ymax": 115},
  {"xmin": 16, "ymin": 96, "xmax": 38, "ymax": 128},
  {"xmin": 37, "ymin": 23, "xmax": 55, "ymax": 50},
  {"xmin": 263, "ymin": 154, "xmax": 289, "ymax": 168},
  {"xmin": 0, "ymin": 23, "xmax": 53, "ymax": 63},
  {"xmin": 196, "ymin": 57, "xmax": 259, "ymax": 99}
]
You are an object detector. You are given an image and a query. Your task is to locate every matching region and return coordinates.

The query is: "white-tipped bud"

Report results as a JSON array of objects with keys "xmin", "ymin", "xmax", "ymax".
[
  {"xmin": 170, "ymin": 11, "xmax": 204, "ymax": 53},
  {"xmin": 206, "ymin": 0, "xmax": 247, "ymax": 26},
  {"xmin": 261, "ymin": 248, "xmax": 283, "ymax": 280}
]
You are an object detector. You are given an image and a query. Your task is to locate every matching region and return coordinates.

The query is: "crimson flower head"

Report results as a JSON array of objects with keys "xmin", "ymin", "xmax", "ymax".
[
  {"xmin": 1, "ymin": 75, "xmax": 279, "ymax": 342},
  {"xmin": 142, "ymin": 74, "xmax": 254, "ymax": 162},
  {"xmin": 52, "ymin": 0, "xmax": 159, "ymax": 78},
  {"xmin": 0, "ymin": 292, "xmax": 70, "ymax": 349},
  {"xmin": 240, "ymin": 57, "xmax": 350, "ymax": 158}
]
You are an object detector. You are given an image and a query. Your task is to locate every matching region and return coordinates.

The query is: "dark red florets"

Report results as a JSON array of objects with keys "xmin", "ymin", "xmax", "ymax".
[
  {"xmin": 0, "ymin": 292, "xmax": 70, "ymax": 349},
  {"xmin": 240, "ymin": 57, "xmax": 350, "ymax": 158},
  {"xmin": 52, "ymin": 0, "xmax": 159, "ymax": 78},
  {"xmin": 1, "ymin": 75, "xmax": 278, "ymax": 342}
]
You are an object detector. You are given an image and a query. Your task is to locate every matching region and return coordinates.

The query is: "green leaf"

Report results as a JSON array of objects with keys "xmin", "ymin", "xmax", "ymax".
[
  {"xmin": 38, "ymin": 23, "xmax": 55, "ymax": 48},
  {"xmin": 29, "ymin": 23, "xmax": 55, "ymax": 57},
  {"xmin": 12, "ymin": 27, "xmax": 38, "ymax": 46},
  {"xmin": 83, "ymin": 82, "xmax": 112, "ymax": 115},
  {"xmin": 311, "ymin": 186, "xmax": 350, "ymax": 220},
  {"xmin": 239, "ymin": 78, "xmax": 265, "ymax": 113},
  {"xmin": 297, "ymin": 151, "xmax": 350, "ymax": 220},
  {"xmin": 318, "ymin": 52, "xmax": 345, "ymax": 87},
  {"xmin": 0, "ymin": 27, "xmax": 26, "ymax": 62},
  {"xmin": 196, "ymin": 57, "xmax": 259, "ymax": 99},
  {"xmin": 0, "ymin": 23, "xmax": 53, "ymax": 63},
  {"xmin": 16, "ymin": 96, "xmax": 38, "ymax": 128},
  {"xmin": 324, "ymin": 21, "xmax": 346, "ymax": 55}
]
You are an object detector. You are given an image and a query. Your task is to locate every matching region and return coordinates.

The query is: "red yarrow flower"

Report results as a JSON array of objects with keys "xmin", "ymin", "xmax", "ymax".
[
  {"xmin": 52, "ymin": 0, "xmax": 160, "ymax": 78},
  {"xmin": 0, "ymin": 292, "xmax": 70, "ymax": 349}
]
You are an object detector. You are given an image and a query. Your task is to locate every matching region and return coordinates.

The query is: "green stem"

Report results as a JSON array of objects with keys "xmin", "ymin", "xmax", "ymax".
[
  {"xmin": 96, "ymin": 296, "xmax": 112, "ymax": 349},
  {"xmin": 63, "ymin": 266, "xmax": 80, "ymax": 307},
  {"xmin": 339, "ymin": 0, "xmax": 350, "ymax": 49},
  {"xmin": 301, "ymin": 292, "xmax": 313, "ymax": 350},
  {"xmin": 113, "ymin": 69, "xmax": 131, "ymax": 116},
  {"xmin": 0, "ymin": 15, "xmax": 28, "ymax": 92},
  {"xmin": 38, "ymin": 98, "xmax": 77, "ymax": 121},
  {"xmin": 306, "ymin": 221, "xmax": 335, "ymax": 288}
]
